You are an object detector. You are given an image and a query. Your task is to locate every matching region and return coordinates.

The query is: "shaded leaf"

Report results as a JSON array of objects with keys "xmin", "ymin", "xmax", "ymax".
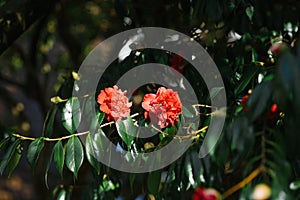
[
  {"xmin": 26, "ymin": 137, "xmax": 44, "ymax": 170},
  {"xmin": 246, "ymin": 6, "xmax": 254, "ymax": 21},
  {"xmin": 62, "ymin": 97, "xmax": 81, "ymax": 134},
  {"xmin": 53, "ymin": 140, "xmax": 64, "ymax": 177},
  {"xmin": 85, "ymin": 132, "xmax": 104, "ymax": 173},
  {"xmin": 45, "ymin": 144, "xmax": 55, "ymax": 188},
  {"xmin": 43, "ymin": 106, "xmax": 58, "ymax": 137},
  {"xmin": 0, "ymin": 139, "xmax": 22, "ymax": 176},
  {"xmin": 0, "ymin": 137, "xmax": 10, "ymax": 150},
  {"xmin": 247, "ymin": 81, "xmax": 272, "ymax": 121},
  {"xmin": 6, "ymin": 142, "xmax": 22, "ymax": 178},
  {"xmin": 234, "ymin": 67, "xmax": 259, "ymax": 96},
  {"xmin": 147, "ymin": 170, "xmax": 161, "ymax": 195},
  {"xmin": 65, "ymin": 136, "xmax": 84, "ymax": 178}
]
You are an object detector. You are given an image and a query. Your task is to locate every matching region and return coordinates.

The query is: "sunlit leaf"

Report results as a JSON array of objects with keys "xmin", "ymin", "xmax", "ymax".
[
  {"xmin": 62, "ymin": 97, "xmax": 81, "ymax": 134},
  {"xmin": 65, "ymin": 136, "xmax": 84, "ymax": 178}
]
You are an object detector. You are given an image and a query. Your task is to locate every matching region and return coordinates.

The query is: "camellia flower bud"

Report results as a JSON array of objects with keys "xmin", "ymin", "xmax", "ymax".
[
  {"xmin": 269, "ymin": 41, "xmax": 289, "ymax": 57},
  {"xmin": 193, "ymin": 187, "xmax": 222, "ymax": 200}
]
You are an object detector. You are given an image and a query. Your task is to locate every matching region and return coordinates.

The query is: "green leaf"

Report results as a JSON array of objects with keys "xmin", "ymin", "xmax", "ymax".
[
  {"xmin": 0, "ymin": 137, "xmax": 10, "ymax": 150},
  {"xmin": 83, "ymin": 96, "xmax": 105, "ymax": 133},
  {"xmin": 43, "ymin": 106, "xmax": 58, "ymax": 137},
  {"xmin": 290, "ymin": 181, "xmax": 300, "ymax": 190},
  {"xmin": 57, "ymin": 189, "xmax": 67, "ymax": 200},
  {"xmin": 129, "ymin": 173, "xmax": 136, "ymax": 193},
  {"xmin": 62, "ymin": 97, "xmax": 81, "ymax": 134},
  {"xmin": 246, "ymin": 6, "xmax": 254, "ymax": 22},
  {"xmin": 247, "ymin": 81, "xmax": 272, "ymax": 121},
  {"xmin": 231, "ymin": 117, "xmax": 254, "ymax": 153},
  {"xmin": 6, "ymin": 144, "xmax": 22, "ymax": 178},
  {"xmin": 147, "ymin": 170, "xmax": 161, "ymax": 195},
  {"xmin": 116, "ymin": 117, "xmax": 137, "ymax": 148},
  {"xmin": 45, "ymin": 144, "xmax": 55, "ymax": 188},
  {"xmin": 234, "ymin": 67, "xmax": 259, "ymax": 96},
  {"xmin": 65, "ymin": 136, "xmax": 84, "ymax": 178},
  {"xmin": 0, "ymin": 139, "xmax": 22, "ymax": 176},
  {"xmin": 53, "ymin": 140, "xmax": 65, "ymax": 177},
  {"xmin": 85, "ymin": 132, "xmax": 104, "ymax": 173},
  {"xmin": 89, "ymin": 111, "xmax": 105, "ymax": 134},
  {"xmin": 26, "ymin": 137, "xmax": 45, "ymax": 170}
]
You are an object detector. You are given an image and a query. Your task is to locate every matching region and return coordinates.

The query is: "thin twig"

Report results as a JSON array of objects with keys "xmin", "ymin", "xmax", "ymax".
[
  {"xmin": 12, "ymin": 113, "xmax": 140, "ymax": 142},
  {"xmin": 223, "ymin": 166, "xmax": 263, "ymax": 199}
]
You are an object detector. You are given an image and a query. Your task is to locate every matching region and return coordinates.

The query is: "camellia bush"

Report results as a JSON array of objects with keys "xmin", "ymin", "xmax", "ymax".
[{"xmin": 1, "ymin": 0, "xmax": 300, "ymax": 199}]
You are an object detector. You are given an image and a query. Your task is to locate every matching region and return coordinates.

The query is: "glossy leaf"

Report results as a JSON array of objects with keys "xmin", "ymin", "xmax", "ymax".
[
  {"xmin": 0, "ymin": 139, "xmax": 22, "ymax": 176},
  {"xmin": 53, "ymin": 140, "xmax": 65, "ymax": 177},
  {"xmin": 85, "ymin": 132, "xmax": 104, "ymax": 173},
  {"xmin": 57, "ymin": 189, "xmax": 67, "ymax": 200},
  {"xmin": 116, "ymin": 117, "xmax": 137, "ymax": 148},
  {"xmin": 65, "ymin": 136, "xmax": 84, "ymax": 178},
  {"xmin": 6, "ymin": 144, "xmax": 22, "ymax": 178},
  {"xmin": 62, "ymin": 97, "xmax": 81, "ymax": 134},
  {"xmin": 26, "ymin": 137, "xmax": 45, "ymax": 170}
]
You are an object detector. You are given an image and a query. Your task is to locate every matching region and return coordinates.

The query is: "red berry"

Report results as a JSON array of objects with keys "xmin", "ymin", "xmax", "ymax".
[
  {"xmin": 266, "ymin": 103, "xmax": 279, "ymax": 120},
  {"xmin": 270, "ymin": 104, "xmax": 278, "ymax": 113}
]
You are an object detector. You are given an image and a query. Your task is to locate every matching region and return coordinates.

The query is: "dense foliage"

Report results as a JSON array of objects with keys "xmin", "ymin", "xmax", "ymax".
[{"xmin": 0, "ymin": 0, "xmax": 300, "ymax": 199}]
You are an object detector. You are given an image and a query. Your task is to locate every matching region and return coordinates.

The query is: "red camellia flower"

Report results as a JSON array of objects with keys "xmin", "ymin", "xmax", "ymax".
[
  {"xmin": 142, "ymin": 87, "xmax": 182, "ymax": 128},
  {"xmin": 193, "ymin": 187, "xmax": 221, "ymax": 200},
  {"xmin": 97, "ymin": 85, "xmax": 132, "ymax": 122}
]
